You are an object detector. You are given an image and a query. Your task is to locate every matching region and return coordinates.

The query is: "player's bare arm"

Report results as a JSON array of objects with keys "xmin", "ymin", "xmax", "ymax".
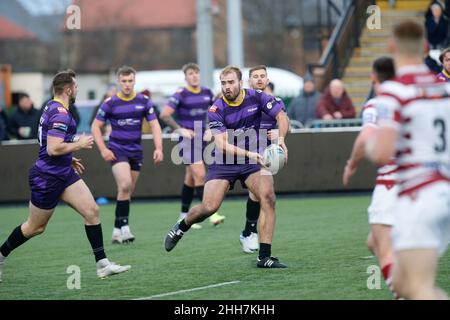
[
  {"xmin": 91, "ymin": 119, "xmax": 116, "ymax": 161},
  {"xmin": 213, "ymin": 130, "xmax": 263, "ymax": 165},
  {"xmin": 365, "ymin": 126, "xmax": 397, "ymax": 166},
  {"xmin": 343, "ymin": 126, "xmax": 376, "ymax": 186},
  {"xmin": 275, "ymin": 110, "xmax": 289, "ymax": 163},
  {"xmin": 47, "ymin": 133, "xmax": 93, "ymax": 156},
  {"xmin": 160, "ymin": 106, "xmax": 194, "ymax": 139},
  {"xmin": 149, "ymin": 119, "xmax": 163, "ymax": 164}
]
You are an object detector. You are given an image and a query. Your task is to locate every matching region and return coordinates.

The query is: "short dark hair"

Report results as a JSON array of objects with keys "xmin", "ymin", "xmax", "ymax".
[
  {"xmin": 117, "ymin": 65, "xmax": 136, "ymax": 77},
  {"xmin": 372, "ymin": 57, "xmax": 395, "ymax": 83},
  {"xmin": 249, "ymin": 65, "xmax": 267, "ymax": 77},
  {"xmin": 52, "ymin": 69, "xmax": 76, "ymax": 95},
  {"xmin": 220, "ymin": 65, "xmax": 242, "ymax": 81},
  {"xmin": 182, "ymin": 63, "xmax": 200, "ymax": 74},
  {"xmin": 439, "ymin": 47, "xmax": 450, "ymax": 63}
]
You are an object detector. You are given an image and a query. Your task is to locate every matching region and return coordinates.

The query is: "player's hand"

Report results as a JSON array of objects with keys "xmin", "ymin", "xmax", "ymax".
[
  {"xmin": 175, "ymin": 128, "xmax": 195, "ymax": 139},
  {"xmin": 203, "ymin": 129, "xmax": 213, "ymax": 142},
  {"xmin": 279, "ymin": 141, "xmax": 288, "ymax": 164},
  {"xmin": 276, "ymin": 136, "xmax": 288, "ymax": 164},
  {"xmin": 153, "ymin": 148, "xmax": 163, "ymax": 164},
  {"xmin": 247, "ymin": 151, "xmax": 264, "ymax": 167},
  {"xmin": 77, "ymin": 133, "xmax": 94, "ymax": 150},
  {"xmin": 333, "ymin": 111, "xmax": 343, "ymax": 119},
  {"xmin": 267, "ymin": 129, "xmax": 278, "ymax": 142},
  {"xmin": 342, "ymin": 160, "xmax": 357, "ymax": 186},
  {"xmin": 72, "ymin": 157, "xmax": 85, "ymax": 175},
  {"xmin": 101, "ymin": 148, "xmax": 116, "ymax": 162}
]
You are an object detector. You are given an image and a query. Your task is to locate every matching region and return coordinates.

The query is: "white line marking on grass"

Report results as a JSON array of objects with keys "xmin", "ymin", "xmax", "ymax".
[
  {"xmin": 360, "ymin": 255, "xmax": 375, "ymax": 259},
  {"xmin": 133, "ymin": 280, "xmax": 241, "ymax": 300}
]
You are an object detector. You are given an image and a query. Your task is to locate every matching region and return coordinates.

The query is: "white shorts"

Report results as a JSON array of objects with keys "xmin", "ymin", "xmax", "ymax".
[
  {"xmin": 392, "ymin": 181, "xmax": 450, "ymax": 256},
  {"xmin": 368, "ymin": 184, "xmax": 397, "ymax": 226}
]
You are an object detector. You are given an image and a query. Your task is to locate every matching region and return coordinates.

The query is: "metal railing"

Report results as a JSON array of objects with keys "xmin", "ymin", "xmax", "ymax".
[{"xmin": 308, "ymin": 0, "xmax": 375, "ymax": 91}]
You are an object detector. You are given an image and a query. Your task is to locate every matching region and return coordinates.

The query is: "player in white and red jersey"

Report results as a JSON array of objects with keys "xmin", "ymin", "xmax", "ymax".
[
  {"xmin": 343, "ymin": 56, "xmax": 398, "ymax": 296},
  {"xmin": 366, "ymin": 20, "xmax": 450, "ymax": 299}
]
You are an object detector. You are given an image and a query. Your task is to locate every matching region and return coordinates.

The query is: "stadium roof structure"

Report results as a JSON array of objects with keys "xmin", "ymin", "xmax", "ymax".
[
  {"xmin": 135, "ymin": 67, "xmax": 304, "ymax": 98},
  {"xmin": 0, "ymin": 16, "xmax": 36, "ymax": 40},
  {"xmin": 75, "ymin": 0, "xmax": 196, "ymax": 31}
]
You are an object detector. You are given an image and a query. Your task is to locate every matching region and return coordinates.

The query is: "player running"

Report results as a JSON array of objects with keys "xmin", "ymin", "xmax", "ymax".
[{"xmin": 0, "ymin": 70, "xmax": 130, "ymax": 281}]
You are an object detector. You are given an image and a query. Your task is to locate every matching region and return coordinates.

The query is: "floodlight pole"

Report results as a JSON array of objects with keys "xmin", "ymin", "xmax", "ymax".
[
  {"xmin": 196, "ymin": 0, "xmax": 215, "ymax": 89},
  {"xmin": 227, "ymin": 0, "xmax": 244, "ymax": 68}
]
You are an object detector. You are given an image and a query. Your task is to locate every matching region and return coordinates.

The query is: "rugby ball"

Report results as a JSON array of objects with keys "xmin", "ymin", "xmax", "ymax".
[{"xmin": 262, "ymin": 144, "xmax": 286, "ymax": 174}]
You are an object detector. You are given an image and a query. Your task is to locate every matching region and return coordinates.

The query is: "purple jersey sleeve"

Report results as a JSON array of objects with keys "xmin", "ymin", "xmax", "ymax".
[
  {"xmin": 258, "ymin": 91, "xmax": 284, "ymax": 119},
  {"xmin": 47, "ymin": 112, "xmax": 71, "ymax": 139},
  {"xmin": 145, "ymin": 97, "xmax": 157, "ymax": 122},
  {"xmin": 208, "ymin": 104, "xmax": 226, "ymax": 134},
  {"xmin": 95, "ymin": 99, "xmax": 112, "ymax": 122},
  {"xmin": 166, "ymin": 89, "xmax": 183, "ymax": 110}
]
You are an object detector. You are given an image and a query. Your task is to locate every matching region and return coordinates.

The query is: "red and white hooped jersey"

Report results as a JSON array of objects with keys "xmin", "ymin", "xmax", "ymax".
[
  {"xmin": 376, "ymin": 64, "xmax": 450, "ymax": 196},
  {"xmin": 362, "ymin": 98, "xmax": 397, "ymax": 189}
]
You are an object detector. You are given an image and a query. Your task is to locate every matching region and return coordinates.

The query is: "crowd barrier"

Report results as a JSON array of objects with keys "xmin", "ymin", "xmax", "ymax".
[{"xmin": 0, "ymin": 128, "xmax": 376, "ymax": 202}]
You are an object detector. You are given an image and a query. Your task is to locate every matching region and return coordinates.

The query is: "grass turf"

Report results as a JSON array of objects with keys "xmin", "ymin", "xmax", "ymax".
[{"xmin": 0, "ymin": 195, "xmax": 448, "ymax": 300}]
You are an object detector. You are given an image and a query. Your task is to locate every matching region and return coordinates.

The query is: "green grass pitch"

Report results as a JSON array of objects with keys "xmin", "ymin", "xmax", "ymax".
[{"xmin": 0, "ymin": 194, "xmax": 448, "ymax": 300}]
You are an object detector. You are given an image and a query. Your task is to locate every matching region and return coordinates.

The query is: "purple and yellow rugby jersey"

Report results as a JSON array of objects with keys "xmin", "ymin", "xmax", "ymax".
[
  {"xmin": 96, "ymin": 92, "xmax": 156, "ymax": 153},
  {"xmin": 208, "ymin": 89, "xmax": 284, "ymax": 164},
  {"xmin": 166, "ymin": 86, "xmax": 213, "ymax": 130},
  {"xmin": 260, "ymin": 96, "xmax": 286, "ymax": 130},
  {"xmin": 35, "ymin": 98, "xmax": 78, "ymax": 177},
  {"xmin": 437, "ymin": 69, "xmax": 450, "ymax": 82}
]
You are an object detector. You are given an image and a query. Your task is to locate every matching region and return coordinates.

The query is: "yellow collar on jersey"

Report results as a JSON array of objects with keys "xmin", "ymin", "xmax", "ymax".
[
  {"xmin": 443, "ymin": 69, "xmax": 450, "ymax": 79},
  {"xmin": 53, "ymin": 97, "xmax": 69, "ymax": 109},
  {"xmin": 186, "ymin": 85, "xmax": 201, "ymax": 94},
  {"xmin": 117, "ymin": 91, "xmax": 137, "ymax": 101},
  {"xmin": 223, "ymin": 90, "xmax": 245, "ymax": 107}
]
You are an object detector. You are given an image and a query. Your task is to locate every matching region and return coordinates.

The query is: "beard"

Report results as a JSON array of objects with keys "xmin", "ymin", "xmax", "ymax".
[{"xmin": 223, "ymin": 85, "xmax": 241, "ymax": 102}]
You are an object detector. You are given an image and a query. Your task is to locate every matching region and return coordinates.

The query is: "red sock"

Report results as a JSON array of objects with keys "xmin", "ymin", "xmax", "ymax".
[{"xmin": 381, "ymin": 263, "xmax": 392, "ymax": 282}]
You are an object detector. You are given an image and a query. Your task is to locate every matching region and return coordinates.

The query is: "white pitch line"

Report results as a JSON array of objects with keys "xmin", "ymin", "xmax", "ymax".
[{"xmin": 133, "ymin": 280, "xmax": 241, "ymax": 300}]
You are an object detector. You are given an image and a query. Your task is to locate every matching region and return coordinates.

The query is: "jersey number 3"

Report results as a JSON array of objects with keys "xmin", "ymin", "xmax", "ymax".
[{"xmin": 434, "ymin": 118, "xmax": 446, "ymax": 153}]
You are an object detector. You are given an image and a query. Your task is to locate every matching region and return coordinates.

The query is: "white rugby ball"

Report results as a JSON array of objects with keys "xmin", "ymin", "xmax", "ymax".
[{"xmin": 262, "ymin": 144, "xmax": 286, "ymax": 174}]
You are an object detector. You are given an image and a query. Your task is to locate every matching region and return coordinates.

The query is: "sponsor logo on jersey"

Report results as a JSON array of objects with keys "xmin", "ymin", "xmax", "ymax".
[
  {"xmin": 266, "ymin": 102, "xmax": 273, "ymax": 110},
  {"xmin": 248, "ymin": 107, "xmax": 258, "ymax": 113},
  {"xmin": 209, "ymin": 105, "xmax": 218, "ymax": 113},
  {"xmin": 118, "ymin": 119, "xmax": 141, "ymax": 126},
  {"xmin": 135, "ymin": 105, "xmax": 145, "ymax": 110}
]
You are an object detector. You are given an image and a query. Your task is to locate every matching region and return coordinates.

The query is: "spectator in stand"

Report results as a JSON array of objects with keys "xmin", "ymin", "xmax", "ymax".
[
  {"xmin": 426, "ymin": 0, "xmax": 450, "ymax": 20},
  {"xmin": 287, "ymin": 73, "xmax": 320, "ymax": 127},
  {"xmin": 316, "ymin": 79, "xmax": 356, "ymax": 120},
  {"xmin": 7, "ymin": 93, "xmax": 41, "ymax": 140},
  {"xmin": 437, "ymin": 47, "xmax": 450, "ymax": 81},
  {"xmin": 425, "ymin": 3, "xmax": 449, "ymax": 49},
  {"xmin": 425, "ymin": 42, "xmax": 443, "ymax": 74}
]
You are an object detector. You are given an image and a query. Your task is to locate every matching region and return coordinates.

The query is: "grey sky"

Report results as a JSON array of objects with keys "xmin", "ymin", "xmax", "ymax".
[{"xmin": 16, "ymin": 0, "xmax": 71, "ymax": 15}]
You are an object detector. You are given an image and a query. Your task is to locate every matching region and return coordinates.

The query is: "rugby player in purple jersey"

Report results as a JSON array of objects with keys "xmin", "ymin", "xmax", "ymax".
[
  {"xmin": 160, "ymin": 63, "xmax": 225, "ymax": 229},
  {"xmin": 165, "ymin": 66, "xmax": 289, "ymax": 268},
  {"xmin": 0, "ymin": 70, "xmax": 131, "ymax": 281},
  {"xmin": 239, "ymin": 65, "xmax": 287, "ymax": 254},
  {"xmin": 91, "ymin": 66, "xmax": 163, "ymax": 244}
]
